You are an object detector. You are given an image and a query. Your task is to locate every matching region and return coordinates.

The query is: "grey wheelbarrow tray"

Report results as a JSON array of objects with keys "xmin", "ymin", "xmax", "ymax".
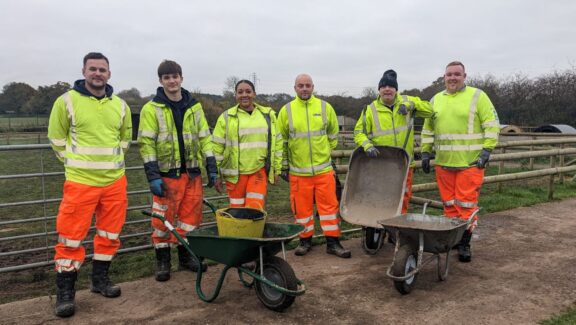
[
  {"xmin": 340, "ymin": 145, "xmax": 410, "ymax": 254},
  {"xmin": 378, "ymin": 203, "xmax": 480, "ymax": 294},
  {"xmin": 340, "ymin": 145, "xmax": 410, "ymax": 227},
  {"xmin": 142, "ymin": 209, "xmax": 306, "ymax": 312}
]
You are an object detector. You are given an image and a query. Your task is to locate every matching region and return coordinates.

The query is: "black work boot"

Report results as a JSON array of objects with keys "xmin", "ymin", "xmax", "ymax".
[
  {"xmin": 294, "ymin": 237, "xmax": 312, "ymax": 256},
  {"xmin": 155, "ymin": 247, "xmax": 171, "ymax": 282},
  {"xmin": 54, "ymin": 271, "xmax": 77, "ymax": 317},
  {"xmin": 91, "ymin": 260, "xmax": 121, "ymax": 297},
  {"xmin": 177, "ymin": 245, "xmax": 207, "ymax": 272},
  {"xmin": 326, "ymin": 236, "xmax": 351, "ymax": 258},
  {"xmin": 457, "ymin": 230, "xmax": 473, "ymax": 263}
]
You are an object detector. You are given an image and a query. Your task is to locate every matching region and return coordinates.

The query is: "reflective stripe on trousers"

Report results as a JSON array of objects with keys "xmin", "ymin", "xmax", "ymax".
[
  {"xmin": 54, "ymin": 176, "xmax": 128, "ymax": 272},
  {"xmin": 225, "ymin": 168, "xmax": 268, "ymax": 209},
  {"xmin": 151, "ymin": 174, "xmax": 203, "ymax": 246},
  {"xmin": 289, "ymin": 171, "xmax": 341, "ymax": 238},
  {"xmin": 434, "ymin": 166, "xmax": 484, "ymax": 231}
]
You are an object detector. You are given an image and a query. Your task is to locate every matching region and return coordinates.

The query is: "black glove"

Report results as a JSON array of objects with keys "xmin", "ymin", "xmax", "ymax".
[
  {"xmin": 206, "ymin": 173, "xmax": 218, "ymax": 188},
  {"xmin": 475, "ymin": 149, "xmax": 491, "ymax": 169},
  {"xmin": 398, "ymin": 101, "xmax": 414, "ymax": 116},
  {"xmin": 365, "ymin": 146, "xmax": 379, "ymax": 158},
  {"xmin": 421, "ymin": 152, "xmax": 431, "ymax": 174},
  {"xmin": 280, "ymin": 170, "xmax": 290, "ymax": 182}
]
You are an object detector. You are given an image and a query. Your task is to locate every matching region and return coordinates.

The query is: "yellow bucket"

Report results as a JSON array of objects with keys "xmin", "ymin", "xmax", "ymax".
[{"xmin": 216, "ymin": 207, "xmax": 267, "ymax": 238}]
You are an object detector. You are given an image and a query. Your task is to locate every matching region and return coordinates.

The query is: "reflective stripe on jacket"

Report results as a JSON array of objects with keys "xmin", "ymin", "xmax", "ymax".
[
  {"xmin": 48, "ymin": 89, "xmax": 132, "ymax": 186},
  {"xmin": 212, "ymin": 103, "xmax": 282, "ymax": 184},
  {"xmin": 277, "ymin": 96, "xmax": 338, "ymax": 176},
  {"xmin": 353, "ymin": 94, "xmax": 432, "ymax": 166},
  {"xmin": 421, "ymin": 86, "xmax": 500, "ymax": 167},
  {"xmin": 137, "ymin": 100, "xmax": 213, "ymax": 175}
]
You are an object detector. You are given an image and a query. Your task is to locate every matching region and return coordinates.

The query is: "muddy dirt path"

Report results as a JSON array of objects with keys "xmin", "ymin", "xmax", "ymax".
[{"xmin": 1, "ymin": 198, "xmax": 576, "ymax": 324}]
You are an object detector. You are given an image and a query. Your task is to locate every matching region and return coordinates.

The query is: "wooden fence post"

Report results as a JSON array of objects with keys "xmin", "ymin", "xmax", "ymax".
[
  {"xmin": 529, "ymin": 145, "xmax": 534, "ymax": 170},
  {"xmin": 559, "ymin": 144, "xmax": 565, "ymax": 184},
  {"xmin": 548, "ymin": 155, "xmax": 556, "ymax": 200},
  {"xmin": 497, "ymin": 148, "xmax": 506, "ymax": 192}
]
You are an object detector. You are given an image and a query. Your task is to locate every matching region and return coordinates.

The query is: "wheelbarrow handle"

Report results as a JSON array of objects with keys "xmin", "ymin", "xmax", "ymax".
[
  {"xmin": 466, "ymin": 207, "xmax": 482, "ymax": 223},
  {"xmin": 203, "ymin": 199, "xmax": 217, "ymax": 214},
  {"xmin": 141, "ymin": 210, "xmax": 200, "ymax": 261}
]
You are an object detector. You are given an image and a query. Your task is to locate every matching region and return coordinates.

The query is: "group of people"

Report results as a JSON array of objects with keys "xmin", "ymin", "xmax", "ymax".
[{"xmin": 47, "ymin": 52, "xmax": 499, "ymax": 317}]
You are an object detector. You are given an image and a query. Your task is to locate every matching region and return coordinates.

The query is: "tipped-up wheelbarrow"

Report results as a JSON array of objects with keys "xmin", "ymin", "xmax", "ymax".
[
  {"xmin": 340, "ymin": 145, "xmax": 411, "ymax": 254},
  {"xmin": 142, "ymin": 206, "xmax": 306, "ymax": 312},
  {"xmin": 378, "ymin": 203, "xmax": 480, "ymax": 294}
]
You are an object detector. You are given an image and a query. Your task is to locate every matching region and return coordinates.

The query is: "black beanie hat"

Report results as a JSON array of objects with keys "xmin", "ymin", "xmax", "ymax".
[{"xmin": 378, "ymin": 69, "xmax": 398, "ymax": 90}]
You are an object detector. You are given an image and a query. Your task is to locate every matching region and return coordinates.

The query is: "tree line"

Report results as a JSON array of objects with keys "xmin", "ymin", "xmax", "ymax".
[{"xmin": 1, "ymin": 67, "xmax": 575, "ymax": 128}]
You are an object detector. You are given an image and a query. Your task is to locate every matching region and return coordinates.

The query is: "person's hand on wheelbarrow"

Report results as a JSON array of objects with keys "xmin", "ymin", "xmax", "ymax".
[{"xmin": 365, "ymin": 146, "xmax": 380, "ymax": 158}]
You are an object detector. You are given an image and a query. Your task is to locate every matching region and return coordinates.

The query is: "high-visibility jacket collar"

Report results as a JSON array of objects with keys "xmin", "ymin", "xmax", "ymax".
[
  {"xmin": 227, "ymin": 103, "xmax": 270, "ymax": 117},
  {"xmin": 73, "ymin": 79, "xmax": 113, "ymax": 99},
  {"xmin": 293, "ymin": 95, "xmax": 317, "ymax": 106},
  {"xmin": 376, "ymin": 94, "xmax": 399, "ymax": 108},
  {"xmin": 443, "ymin": 85, "xmax": 468, "ymax": 96}
]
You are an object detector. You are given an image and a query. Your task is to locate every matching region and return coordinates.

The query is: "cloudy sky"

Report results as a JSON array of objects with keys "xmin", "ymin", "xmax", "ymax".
[{"xmin": 1, "ymin": 0, "xmax": 575, "ymax": 97}]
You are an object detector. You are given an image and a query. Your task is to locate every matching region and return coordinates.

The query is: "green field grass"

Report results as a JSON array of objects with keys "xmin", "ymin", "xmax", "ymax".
[{"xmin": 0, "ymin": 116, "xmax": 49, "ymax": 127}]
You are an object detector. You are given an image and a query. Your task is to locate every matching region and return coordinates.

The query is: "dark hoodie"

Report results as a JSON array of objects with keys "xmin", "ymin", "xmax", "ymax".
[
  {"xmin": 153, "ymin": 87, "xmax": 200, "ymax": 177},
  {"xmin": 73, "ymin": 79, "xmax": 114, "ymax": 99}
]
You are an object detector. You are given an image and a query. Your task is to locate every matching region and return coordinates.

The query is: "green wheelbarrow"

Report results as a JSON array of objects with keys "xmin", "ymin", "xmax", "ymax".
[{"xmin": 142, "ymin": 206, "xmax": 306, "ymax": 312}]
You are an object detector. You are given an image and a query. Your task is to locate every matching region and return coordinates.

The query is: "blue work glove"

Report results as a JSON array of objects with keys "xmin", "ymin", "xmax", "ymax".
[
  {"xmin": 365, "ymin": 146, "xmax": 380, "ymax": 158},
  {"xmin": 398, "ymin": 101, "xmax": 414, "ymax": 116},
  {"xmin": 149, "ymin": 179, "xmax": 166, "ymax": 197},
  {"xmin": 206, "ymin": 173, "xmax": 218, "ymax": 188},
  {"xmin": 280, "ymin": 170, "xmax": 290, "ymax": 182},
  {"xmin": 475, "ymin": 149, "xmax": 491, "ymax": 169},
  {"xmin": 421, "ymin": 152, "xmax": 431, "ymax": 174}
]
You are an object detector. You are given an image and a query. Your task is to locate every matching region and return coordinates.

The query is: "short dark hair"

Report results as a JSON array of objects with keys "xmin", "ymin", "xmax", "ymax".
[
  {"xmin": 235, "ymin": 79, "xmax": 255, "ymax": 92},
  {"xmin": 83, "ymin": 52, "xmax": 109, "ymax": 66},
  {"xmin": 446, "ymin": 61, "xmax": 465, "ymax": 73},
  {"xmin": 158, "ymin": 60, "xmax": 182, "ymax": 78}
]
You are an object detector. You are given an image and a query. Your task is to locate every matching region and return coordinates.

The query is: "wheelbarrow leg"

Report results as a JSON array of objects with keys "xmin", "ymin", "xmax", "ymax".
[{"xmin": 436, "ymin": 251, "xmax": 451, "ymax": 281}]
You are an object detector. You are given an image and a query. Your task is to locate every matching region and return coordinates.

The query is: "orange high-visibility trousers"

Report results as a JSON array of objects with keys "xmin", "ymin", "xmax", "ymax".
[
  {"xmin": 435, "ymin": 166, "xmax": 484, "ymax": 230},
  {"xmin": 54, "ymin": 175, "xmax": 128, "ymax": 272},
  {"xmin": 225, "ymin": 168, "xmax": 267, "ymax": 209},
  {"xmin": 290, "ymin": 170, "xmax": 341, "ymax": 239},
  {"xmin": 401, "ymin": 168, "xmax": 414, "ymax": 214},
  {"xmin": 151, "ymin": 174, "xmax": 203, "ymax": 248}
]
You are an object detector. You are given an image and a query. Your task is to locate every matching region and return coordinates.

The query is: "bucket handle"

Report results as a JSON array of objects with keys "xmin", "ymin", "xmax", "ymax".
[{"xmin": 219, "ymin": 209, "xmax": 265, "ymax": 222}]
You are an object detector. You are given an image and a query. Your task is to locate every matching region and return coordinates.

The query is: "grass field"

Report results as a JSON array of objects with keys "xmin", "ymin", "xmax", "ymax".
[{"xmin": 0, "ymin": 116, "xmax": 48, "ymax": 130}]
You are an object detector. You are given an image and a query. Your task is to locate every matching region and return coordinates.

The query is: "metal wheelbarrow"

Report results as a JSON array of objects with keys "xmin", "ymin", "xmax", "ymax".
[
  {"xmin": 142, "ymin": 205, "xmax": 306, "ymax": 312},
  {"xmin": 340, "ymin": 145, "xmax": 410, "ymax": 254},
  {"xmin": 378, "ymin": 203, "xmax": 480, "ymax": 294}
]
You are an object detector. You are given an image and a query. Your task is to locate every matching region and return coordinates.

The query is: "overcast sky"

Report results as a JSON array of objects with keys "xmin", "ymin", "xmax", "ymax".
[{"xmin": 1, "ymin": 0, "xmax": 575, "ymax": 97}]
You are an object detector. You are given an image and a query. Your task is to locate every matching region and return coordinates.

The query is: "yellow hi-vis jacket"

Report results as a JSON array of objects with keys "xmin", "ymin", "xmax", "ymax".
[
  {"xmin": 137, "ymin": 100, "xmax": 213, "ymax": 176},
  {"xmin": 48, "ymin": 89, "xmax": 132, "ymax": 187},
  {"xmin": 212, "ymin": 103, "xmax": 283, "ymax": 184},
  {"xmin": 421, "ymin": 86, "xmax": 500, "ymax": 167},
  {"xmin": 354, "ymin": 94, "xmax": 433, "ymax": 166},
  {"xmin": 277, "ymin": 95, "xmax": 339, "ymax": 176}
]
